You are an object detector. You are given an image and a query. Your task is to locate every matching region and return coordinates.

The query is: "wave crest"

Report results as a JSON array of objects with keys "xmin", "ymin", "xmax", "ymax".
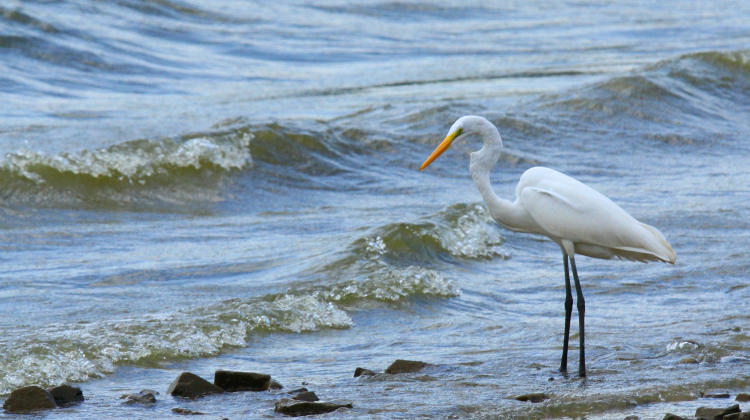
[
  {"xmin": 0, "ymin": 131, "xmax": 253, "ymax": 210},
  {"xmin": 538, "ymin": 49, "xmax": 750, "ymax": 142},
  {"xmin": 357, "ymin": 203, "xmax": 506, "ymax": 262},
  {"xmin": 3, "ymin": 133, "xmax": 252, "ymax": 185},
  {"xmin": 0, "ymin": 263, "xmax": 458, "ymax": 394}
]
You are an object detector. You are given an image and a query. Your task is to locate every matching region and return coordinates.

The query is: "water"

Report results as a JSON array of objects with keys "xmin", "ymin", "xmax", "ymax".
[{"xmin": 1, "ymin": 1, "xmax": 750, "ymax": 418}]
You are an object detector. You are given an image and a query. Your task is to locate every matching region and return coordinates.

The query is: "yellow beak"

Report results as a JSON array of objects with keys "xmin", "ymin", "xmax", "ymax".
[{"xmin": 419, "ymin": 128, "xmax": 461, "ymax": 171}]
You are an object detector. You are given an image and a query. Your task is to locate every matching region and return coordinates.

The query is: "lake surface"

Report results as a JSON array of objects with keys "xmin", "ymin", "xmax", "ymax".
[{"xmin": 1, "ymin": 1, "xmax": 749, "ymax": 418}]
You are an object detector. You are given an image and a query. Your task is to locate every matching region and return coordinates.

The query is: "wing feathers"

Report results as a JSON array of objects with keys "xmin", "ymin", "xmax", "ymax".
[{"xmin": 517, "ymin": 170, "xmax": 675, "ymax": 263}]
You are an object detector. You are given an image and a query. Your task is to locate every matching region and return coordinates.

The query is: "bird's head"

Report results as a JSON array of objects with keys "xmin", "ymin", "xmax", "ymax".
[{"xmin": 419, "ymin": 115, "xmax": 497, "ymax": 171}]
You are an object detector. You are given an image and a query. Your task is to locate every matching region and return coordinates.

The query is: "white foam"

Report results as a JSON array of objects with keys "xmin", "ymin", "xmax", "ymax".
[
  {"xmin": 665, "ymin": 339, "xmax": 700, "ymax": 353},
  {"xmin": 0, "ymin": 290, "xmax": 352, "ymax": 394},
  {"xmin": 438, "ymin": 204, "xmax": 505, "ymax": 259},
  {"xmin": 1, "ymin": 132, "xmax": 253, "ymax": 184},
  {"xmin": 325, "ymin": 265, "xmax": 459, "ymax": 302}
]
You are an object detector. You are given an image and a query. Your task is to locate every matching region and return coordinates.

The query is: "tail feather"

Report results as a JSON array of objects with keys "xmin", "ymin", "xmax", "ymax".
[{"xmin": 639, "ymin": 222, "xmax": 676, "ymax": 264}]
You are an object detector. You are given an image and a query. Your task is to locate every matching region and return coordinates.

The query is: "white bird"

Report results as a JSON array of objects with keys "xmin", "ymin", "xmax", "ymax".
[{"xmin": 420, "ymin": 115, "xmax": 676, "ymax": 377}]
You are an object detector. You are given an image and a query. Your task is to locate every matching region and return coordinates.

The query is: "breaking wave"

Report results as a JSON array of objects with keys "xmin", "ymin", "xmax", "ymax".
[
  {"xmin": 0, "ymin": 121, "xmax": 384, "ymax": 210},
  {"xmin": 0, "ymin": 264, "xmax": 458, "ymax": 394},
  {"xmin": 0, "ymin": 130, "xmax": 253, "ymax": 210},
  {"xmin": 0, "ymin": 202, "xmax": 505, "ymax": 393}
]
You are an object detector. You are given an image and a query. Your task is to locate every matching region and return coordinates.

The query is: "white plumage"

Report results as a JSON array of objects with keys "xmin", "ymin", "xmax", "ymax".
[
  {"xmin": 420, "ymin": 115, "xmax": 675, "ymax": 377},
  {"xmin": 513, "ymin": 166, "xmax": 675, "ymax": 263}
]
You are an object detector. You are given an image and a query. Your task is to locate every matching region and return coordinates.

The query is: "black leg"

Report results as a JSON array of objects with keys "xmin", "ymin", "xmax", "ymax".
[
  {"xmin": 560, "ymin": 254, "xmax": 573, "ymax": 372},
  {"xmin": 570, "ymin": 256, "xmax": 586, "ymax": 377}
]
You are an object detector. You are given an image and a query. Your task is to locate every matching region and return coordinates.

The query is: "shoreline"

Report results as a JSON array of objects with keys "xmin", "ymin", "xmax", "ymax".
[{"xmin": 3, "ymin": 358, "xmax": 750, "ymax": 419}]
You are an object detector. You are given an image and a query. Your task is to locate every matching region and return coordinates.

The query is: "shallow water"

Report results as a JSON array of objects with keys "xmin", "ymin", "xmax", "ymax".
[{"xmin": 1, "ymin": 1, "xmax": 750, "ymax": 418}]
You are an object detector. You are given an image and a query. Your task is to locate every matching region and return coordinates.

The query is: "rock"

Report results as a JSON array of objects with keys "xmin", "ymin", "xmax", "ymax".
[
  {"xmin": 663, "ymin": 414, "xmax": 688, "ymax": 420},
  {"xmin": 703, "ymin": 391, "xmax": 731, "ymax": 399},
  {"xmin": 624, "ymin": 416, "xmax": 640, "ymax": 420},
  {"xmin": 695, "ymin": 404, "xmax": 740, "ymax": 420},
  {"xmin": 121, "ymin": 389, "xmax": 158, "ymax": 405},
  {"xmin": 724, "ymin": 413, "xmax": 750, "ymax": 420},
  {"xmin": 678, "ymin": 357, "xmax": 699, "ymax": 364},
  {"xmin": 270, "ymin": 379, "xmax": 283, "ymax": 390},
  {"xmin": 274, "ymin": 398, "xmax": 352, "ymax": 417},
  {"xmin": 354, "ymin": 367, "xmax": 376, "ymax": 378},
  {"xmin": 172, "ymin": 407, "xmax": 204, "ymax": 415},
  {"xmin": 293, "ymin": 391, "xmax": 319, "ymax": 402},
  {"xmin": 385, "ymin": 360, "xmax": 426, "ymax": 374},
  {"xmin": 514, "ymin": 393, "xmax": 549, "ymax": 403},
  {"xmin": 48, "ymin": 384, "xmax": 84, "ymax": 407},
  {"xmin": 214, "ymin": 370, "xmax": 271, "ymax": 392},
  {"xmin": 736, "ymin": 393, "xmax": 750, "ymax": 402},
  {"xmin": 167, "ymin": 372, "xmax": 224, "ymax": 399},
  {"xmin": 287, "ymin": 387, "xmax": 308, "ymax": 394},
  {"xmin": 2, "ymin": 385, "xmax": 57, "ymax": 413}
]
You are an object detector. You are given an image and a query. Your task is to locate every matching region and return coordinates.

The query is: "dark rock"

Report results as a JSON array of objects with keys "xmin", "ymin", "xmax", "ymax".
[
  {"xmin": 703, "ymin": 391, "xmax": 731, "ymax": 399},
  {"xmin": 214, "ymin": 370, "xmax": 271, "ymax": 392},
  {"xmin": 354, "ymin": 367, "xmax": 376, "ymax": 378},
  {"xmin": 48, "ymin": 384, "xmax": 84, "ymax": 407},
  {"xmin": 293, "ymin": 391, "xmax": 319, "ymax": 402},
  {"xmin": 172, "ymin": 407, "xmax": 204, "ymax": 415},
  {"xmin": 121, "ymin": 389, "xmax": 158, "ymax": 405},
  {"xmin": 288, "ymin": 388, "xmax": 308, "ymax": 395},
  {"xmin": 663, "ymin": 414, "xmax": 688, "ymax": 420},
  {"xmin": 624, "ymin": 416, "xmax": 640, "ymax": 420},
  {"xmin": 736, "ymin": 393, "xmax": 750, "ymax": 402},
  {"xmin": 385, "ymin": 359, "xmax": 426, "ymax": 374},
  {"xmin": 514, "ymin": 393, "xmax": 549, "ymax": 403},
  {"xmin": 678, "ymin": 357, "xmax": 699, "ymax": 364},
  {"xmin": 274, "ymin": 398, "xmax": 352, "ymax": 417},
  {"xmin": 723, "ymin": 413, "xmax": 750, "ymax": 420},
  {"xmin": 167, "ymin": 372, "xmax": 224, "ymax": 399},
  {"xmin": 270, "ymin": 379, "xmax": 283, "ymax": 390},
  {"xmin": 695, "ymin": 404, "xmax": 740, "ymax": 420},
  {"xmin": 2, "ymin": 386, "xmax": 57, "ymax": 413}
]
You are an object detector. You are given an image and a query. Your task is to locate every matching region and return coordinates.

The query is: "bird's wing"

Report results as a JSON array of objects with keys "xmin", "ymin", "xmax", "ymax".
[
  {"xmin": 518, "ymin": 170, "xmax": 673, "ymax": 262},
  {"xmin": 519, "ymin": 186, "xmax": 610, "ymax": 244}
]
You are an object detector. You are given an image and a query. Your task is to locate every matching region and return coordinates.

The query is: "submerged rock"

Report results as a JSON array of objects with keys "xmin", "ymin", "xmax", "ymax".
[
  {"xmin": 695, "ymin": 403, "xmax": 740, "ymax": 419},
  {"xmin": 703, "ymin": 391, "xmax": 732, "ymax": 399},
  {"xmin": 623, "ymin": 416, "xmax": 640, "ymax": 420},
  {"xmin": 736, "ymin": 393, "xmax": 750, "ymax": 402},
  {"xmin": 168, "ymin": 372, "xmax": 224, "ymax": 399},
  {"xmin": 385, "ymin": 360, "xmax": 426, "ymax": 374},
  {"xmin": 270, "ymin": 379, "xmax": 284, "ymax": 390},
  {"xmin": 354, "ymin": 367, "xmax": 376, "ymax": 378},
  {"xmin": 172, "ymin": 407, "xmax": 205, "ymax": 415},
  {"xmin": 214, "ymin": 370, "xmax": 271, "ymax": 392},
  {"xmin": 274, "ymin": 398, "xmax": 352, "ymax": 417},
  {"xmin": 663, "ymin": 414, "xmax": 688, "ymax": 420},
  {"xmin": 48, "ymin": 384, "xmax": 84, "ymax": 407},
  {"xmin": 514, "ymin": 393, "xmax": 549, "ymax": 403},
  {"xmin": 293, "ymin": 391, "xmax": 319, "ymax": 402},
  {"xmin": 2, "ymin": 386, "xmax": 57, "ymax": 413},
  {"xmin": 121, "ymin": 389, "xmax": 158, "ymax": 405}
]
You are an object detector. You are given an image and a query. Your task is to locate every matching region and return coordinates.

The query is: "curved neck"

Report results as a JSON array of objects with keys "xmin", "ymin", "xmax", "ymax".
[
  {"xmin": 469, "ymin": 122, "xmax": 503, "ymax": 207},
  {"xmin": 469, "ymin": 127, "xmax": 529, "ymax": 231}
]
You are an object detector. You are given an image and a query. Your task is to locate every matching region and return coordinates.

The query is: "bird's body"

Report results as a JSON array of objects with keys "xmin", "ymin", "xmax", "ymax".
[
  {"xmin": 489, "ymin": 166, "xmax": 676, "ymax": 263},
  {"xmin": 420, "ymin": 115, "xmax": 675, "ymax": 377}
]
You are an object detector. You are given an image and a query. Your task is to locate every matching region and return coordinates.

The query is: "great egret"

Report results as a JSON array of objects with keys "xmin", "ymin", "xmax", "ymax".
[{"xmin": 420, "ymin": 115, "xmax": 676, "ymax": 377}]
